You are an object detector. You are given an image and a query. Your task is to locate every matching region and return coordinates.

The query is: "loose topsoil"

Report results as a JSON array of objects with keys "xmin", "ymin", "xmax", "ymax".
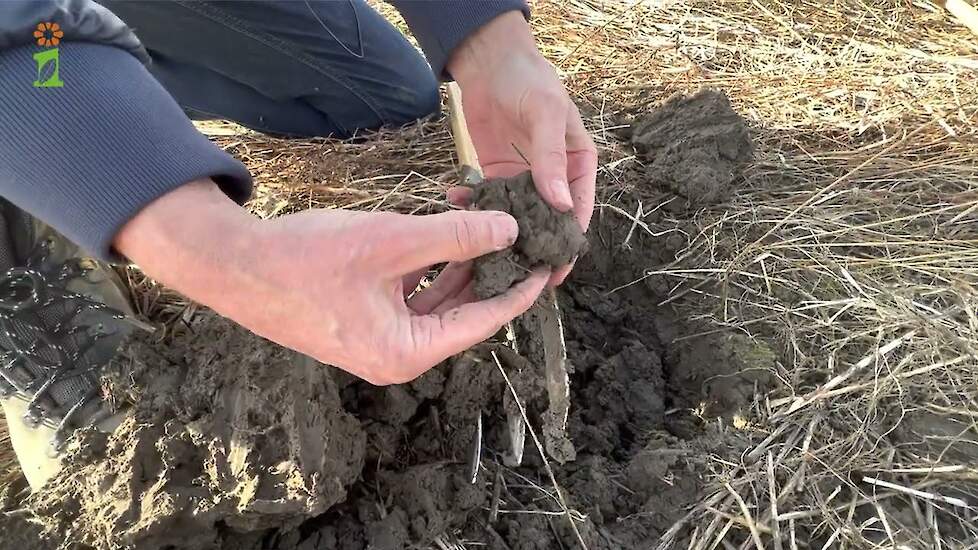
[{"xmin": 6, "ymin": 90, "xmax": 771, "ymax": 549}]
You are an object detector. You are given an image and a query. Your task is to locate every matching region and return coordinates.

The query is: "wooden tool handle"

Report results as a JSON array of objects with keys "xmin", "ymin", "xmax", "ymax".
[
  {"xmin": 943, "ymin": 0, "xmax": 978, "ymax": 37},
  {"xmin": 446, "ymin": 82, "xmax": 483, "ymax": 181}
]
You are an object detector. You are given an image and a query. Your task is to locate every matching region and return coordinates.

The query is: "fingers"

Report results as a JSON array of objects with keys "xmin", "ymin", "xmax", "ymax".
[
  {"xmin": 548, "ymin": 261, "xmax": 574, "ymax": 288},
  {"xmin": 565, "ymin": 105, "xmax": 598, "ymax": 233},
  {"xmin": 525, "ymin": 93, "xmax": 574, "ymax": 212},
  {"xmin": 446, "ymin": 186, "xmax": 474, "ymax": 207},
  {"xmin": 431, "ymin": 281, "xmax": 477, "ymax": 315},
  {"xmin": 406, "ymin": 262, "xmax": 472, "ymax": 314},
  {"xmin": 388, "ymin": 210, "xmax": 518, "ymax": 274},
  {"xmin": 451, "ymin": 102, "xmax": 595, "ymax": 235},
  {"xmin": 407, "ymin": 268, "xmax": 549, "ymax": 373},
  {"xmin": 543, "ymin": 107, "xmax": 594, "ymax": 289}
]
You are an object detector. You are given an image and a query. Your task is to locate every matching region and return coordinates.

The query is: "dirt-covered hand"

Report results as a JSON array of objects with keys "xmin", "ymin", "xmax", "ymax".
[
  {"xmin": 115, "ymin": 180, "xmax": 549, "ymax": 385},
  {"xmin": 447, "ymin": 11, "xmax": 598, "ymax": 285}
]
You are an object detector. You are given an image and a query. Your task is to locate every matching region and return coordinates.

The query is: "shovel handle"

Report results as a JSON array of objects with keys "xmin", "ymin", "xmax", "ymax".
[
  {"xmin": 446, "ymin": 82, "xmax": 483, "ymax": 182},
  {"xmin": 942, "ymin": 0, "xmax": 978, "ymax": 37}
]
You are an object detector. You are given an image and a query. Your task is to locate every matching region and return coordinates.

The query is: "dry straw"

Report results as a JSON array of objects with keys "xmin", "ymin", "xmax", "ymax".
[{"xmin": 554, "ymin": 0, "xmax": 978, "ymax": 547}]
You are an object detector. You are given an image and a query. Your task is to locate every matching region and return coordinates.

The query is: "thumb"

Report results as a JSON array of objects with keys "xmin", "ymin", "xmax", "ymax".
[
  {"xmin": 388, "ymin": 210, "xmax": 518, "ymax": 274},
  {"xmin": 526, "ymin": 95, "xmax": 573, "ymax": 212}
]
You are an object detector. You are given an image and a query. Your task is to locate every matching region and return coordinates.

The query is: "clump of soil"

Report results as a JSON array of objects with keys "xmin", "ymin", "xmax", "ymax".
[
  {"xmin": 471, "ymin": 171, "xmax": 588, "ymax": 298},
  {"xmin": 0, "ymin": 477, "xmax": 51, "ymax": 550},
  {"xmin": 624, "ymin": 89, "xmax": 753, "ymax": 206},
  {"xmin": 28, "ymin": 317, "xmax": 365, "ymax": 550},
  {"xmin": 10, "ymin": 90, "xmax": 776, "ymax": 550}
]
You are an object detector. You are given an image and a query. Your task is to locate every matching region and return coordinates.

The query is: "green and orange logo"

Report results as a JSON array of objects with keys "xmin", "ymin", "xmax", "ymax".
[{"xmin": 32, "ymin": 22, "xmax": 64, "ymax": 88}]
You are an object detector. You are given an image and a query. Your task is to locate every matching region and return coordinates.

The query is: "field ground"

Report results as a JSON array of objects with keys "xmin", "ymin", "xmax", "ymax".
[{"xmin": 2, "ymin": 1, "xmax": 978, "ymax": 548}]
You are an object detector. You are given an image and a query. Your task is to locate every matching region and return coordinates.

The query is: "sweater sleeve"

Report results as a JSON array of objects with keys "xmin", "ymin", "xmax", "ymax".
[
  {"xmin": 0, "ymin": 42, "xmax": 252, "ymax": 261},
  {"xmin": 388, "ymin": 0, "xmax": 530, "ymax": 78}
]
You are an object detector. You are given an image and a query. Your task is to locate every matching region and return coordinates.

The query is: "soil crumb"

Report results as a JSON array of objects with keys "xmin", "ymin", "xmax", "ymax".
[
  {"xmin": 626, "ymin": 89, "xmax": 753, "ymax": 206},
  {"xmin": 471, "ymin": 171, "xmax": 587, "ymax": 298}
]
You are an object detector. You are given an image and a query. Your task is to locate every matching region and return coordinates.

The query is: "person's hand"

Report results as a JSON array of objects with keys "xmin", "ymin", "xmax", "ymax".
[
  {"xmin": 447, "ymin": 11, "xmax": 598, "ymax": 286},
  {"xmin": 115, "ymin": 180, "xmax": 549, "ymax": 385}
]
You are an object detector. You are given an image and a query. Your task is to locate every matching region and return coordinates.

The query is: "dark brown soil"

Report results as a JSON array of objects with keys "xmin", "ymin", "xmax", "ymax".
[
  {"xmin": 471, "ymin": 171, "xmax": 588, "ymax": 298},
  {"xmin": 5, "ymin": 90, "xmax": 772, "ymax": 550},
  {"xmin": 27, "ymin": 317, "xmax": 365, "ymax": 550},
  {"xmin": 624, "ymin": 89, "xmax": 753, "ymax": 206},
  {"xmin": 0, "ymin": 477, "xmax": 51, "ymax": 550}
]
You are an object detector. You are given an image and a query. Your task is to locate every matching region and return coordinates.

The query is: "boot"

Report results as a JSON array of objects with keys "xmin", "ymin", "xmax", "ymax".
[{"xmin": 0, "ymin": 200, "xmax": 145, "ymax": 491}]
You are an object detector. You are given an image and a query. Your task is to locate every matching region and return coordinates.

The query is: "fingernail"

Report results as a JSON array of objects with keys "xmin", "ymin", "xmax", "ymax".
[
  {"xmin": 549, "ymin": 180, "xmax": 574, "ymax": 211},
  {"xmin": 494, "ymin": 213, "xmax": 519, "ymax": 250}
]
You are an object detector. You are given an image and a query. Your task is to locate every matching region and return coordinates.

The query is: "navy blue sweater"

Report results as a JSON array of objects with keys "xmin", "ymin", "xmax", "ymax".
[{"xmin": 0, "ymin": 0, "xmax": 527, "ymax": 260}]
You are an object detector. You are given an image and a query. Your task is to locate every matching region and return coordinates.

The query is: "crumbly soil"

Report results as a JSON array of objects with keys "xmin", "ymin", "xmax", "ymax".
[
  {"xmin": 471, "ymin": 171, "xmax": 588, "ymax": 298},
  {"xmin": 28, "ymin": 317, "xmax": 365, "ymax": 550},
  {"xmin": 5, "ymin": 90, "xmax": 773, "ymax": 549},
  {"xmin": 0, "ymin": 477, "xmax": 50, "ymax": 550},
  {"xmin": 623, "ymin": 89, "xmax": 754, "ymax": 207}
]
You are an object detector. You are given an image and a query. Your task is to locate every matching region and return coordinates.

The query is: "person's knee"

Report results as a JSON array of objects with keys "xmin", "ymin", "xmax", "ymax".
[
  {"xmin": 312, "ymin": 69, "xmax": 439, "ymax": 135},
  {"xmin": 415, "ymin": 76, "xmax": 441, "ymax": 119},
  {"xmin": 389, "ymin": 70, "xmax": 441, "ymax": 124}
]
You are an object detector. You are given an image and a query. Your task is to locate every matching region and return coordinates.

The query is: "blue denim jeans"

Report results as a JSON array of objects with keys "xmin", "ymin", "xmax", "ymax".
[{"xmin": 99, "ymin": 0, "xmax": 441, "ymax": 137}]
